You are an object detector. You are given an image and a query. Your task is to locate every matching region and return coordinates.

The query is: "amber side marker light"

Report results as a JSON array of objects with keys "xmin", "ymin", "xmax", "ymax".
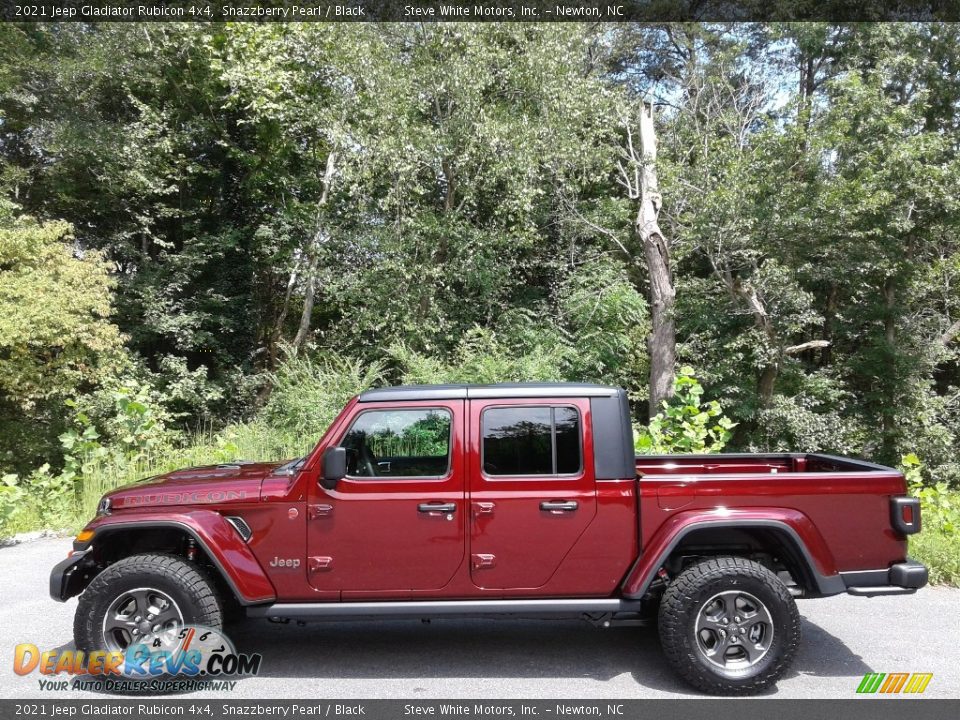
[{"xmin": 75, "ymin": 529, "xmax": 94, "ymax": 544}]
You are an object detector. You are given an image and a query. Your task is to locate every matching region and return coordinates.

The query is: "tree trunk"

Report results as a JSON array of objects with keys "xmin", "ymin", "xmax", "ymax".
[
  {"xmin": 292, "ymin": 149, "xmax": 337, "ymax": 350},
  {"xmin": 820, "ymin": 282, "xmax": 837, "ymax": 366},
  {"xmin": 732, "ymin": 278, "xmax": 779, "ymax": 408},
  {"xmin": 292, "ymin": 245, "xmax": 321, "ymax": 349},
  {"xmin": 635, "ymin": 102, "xmax": 676, "ymax": 416},
  {"xmin": 880, "ymin": 276, "xmax": 897, "ymax": 459}
]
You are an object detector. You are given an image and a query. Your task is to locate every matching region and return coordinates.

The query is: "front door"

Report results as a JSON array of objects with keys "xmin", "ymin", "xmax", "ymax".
[
  {"xmin": 307, "ymin": 400, "xmax": 465, "ymax": 594},
  {"xmin": 468, "ymin": 398, "xmax": 597, "ymax": 589}
]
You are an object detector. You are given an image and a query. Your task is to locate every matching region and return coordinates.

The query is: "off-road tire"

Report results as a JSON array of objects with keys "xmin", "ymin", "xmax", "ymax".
[
  {"xmin": 658, "ymin": 556, "xmax": 801, "ymax": 695},
  {"xmin": 74, "ymin": 553, "xmax": 222, "ymax": 653}
]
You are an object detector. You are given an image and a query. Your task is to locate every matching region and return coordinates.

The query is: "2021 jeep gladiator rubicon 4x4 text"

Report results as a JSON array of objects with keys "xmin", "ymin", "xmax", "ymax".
[{"xmin": 51, "ymin": 383, "xmax": 927, "ymax": 694}]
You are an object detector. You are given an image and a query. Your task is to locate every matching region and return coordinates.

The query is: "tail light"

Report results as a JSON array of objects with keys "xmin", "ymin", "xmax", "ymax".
[{"xmin": 891, "ymin": 497, "xmax": 921, "ymax": 535}]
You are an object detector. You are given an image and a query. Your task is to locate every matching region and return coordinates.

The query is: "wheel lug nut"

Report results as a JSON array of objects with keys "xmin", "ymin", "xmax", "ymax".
[
  {"xmin": 722, "ymin": 618, "xmax": 729, "ymax": 624},
  {"xmin": 734, "ymin": 616, "xmax": 741, "ymax": 622},
  {"xmin": 135, "ymin": 616, "xmax": 141, "ymax": 622}
]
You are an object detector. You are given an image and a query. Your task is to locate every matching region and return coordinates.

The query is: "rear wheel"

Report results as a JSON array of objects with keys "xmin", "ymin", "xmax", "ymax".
[
  {"xmin": 75, "ymin": 553, "xmax": 222, "ymax": 654},
  {"xmin": 658, "ymin": 556, "xmax": 800, "ymax": 695}
]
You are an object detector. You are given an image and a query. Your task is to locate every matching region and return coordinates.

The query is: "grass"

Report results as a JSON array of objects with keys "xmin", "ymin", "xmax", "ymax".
[
  {"xmin": 910, "ymin": 527, "xmax": 960, "ymax": 586},
  {"xmin": 2, "ymin": 421, "xmax": 312, "ymax": 537}
]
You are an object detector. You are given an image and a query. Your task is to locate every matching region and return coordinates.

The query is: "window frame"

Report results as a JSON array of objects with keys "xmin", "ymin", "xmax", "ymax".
[
  {"xmin": 480, "ymin": 404, "xmax": 584, "ymax": 480},
  {"xmin": 338, "ymin": 406, "xmax": 454, "ymax": 481}
]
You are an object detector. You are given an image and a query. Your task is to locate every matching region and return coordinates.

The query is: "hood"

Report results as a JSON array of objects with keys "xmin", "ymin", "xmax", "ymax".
[{"xmin": 103, "ymin": 460, "xmax": 290, "ymax": 511}]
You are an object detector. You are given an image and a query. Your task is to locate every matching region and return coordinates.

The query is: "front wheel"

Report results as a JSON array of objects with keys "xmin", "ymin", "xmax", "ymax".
[
  {"xmin": 658, "ymin": 556, "xmax": 801, "ymax": 695},
  {"xmin": 74, "ymin": 553, "xmax": 222, "ymax": 654}
]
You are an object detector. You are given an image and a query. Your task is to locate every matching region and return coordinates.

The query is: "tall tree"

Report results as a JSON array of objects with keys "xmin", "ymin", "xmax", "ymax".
[{"xmin": 618, "ymin": 102, "xmax": 676, "ymax": 414}]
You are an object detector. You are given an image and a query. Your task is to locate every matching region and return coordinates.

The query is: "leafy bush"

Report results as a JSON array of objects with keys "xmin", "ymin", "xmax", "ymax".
[
  {"xmin": 261, "ymin": 351, "xmax": 386, "ymax": 439},
  {"xmin": 59, "ymin": 382, "xmax": 172, "ymax": 483},
  {"xmin": 635, "ymin": 368, "xmax": 736, "ymax": 454},
  {"xmin": 559, "ymin": 258, "xmax": 649, "ymax": 387},
  {"xmin": 903, "ymin": 454, "xmax": 960, "ymax": 534},
  {"xmin": 391, "ymin": 320, "xmax": 573, "ymax": 385},
  {"xmin": 901, "ymin": 453, "xmax": 960, "ymax": 585},
  {"xmin": 0, "ymin": 473, "xmax": 24, "ymax": 526}
]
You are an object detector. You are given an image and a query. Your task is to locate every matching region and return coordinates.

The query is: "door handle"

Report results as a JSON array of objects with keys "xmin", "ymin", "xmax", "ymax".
[
  {"xmin": 540, "ymin": 500, "xmax": 579, "ymax": 513},
  {"xmin": 418, "ymin": 502, "xmax": 457, "ymax": 513}
]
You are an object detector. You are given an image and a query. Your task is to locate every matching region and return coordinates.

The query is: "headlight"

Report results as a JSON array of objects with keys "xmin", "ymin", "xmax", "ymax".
[{"xmin": 96, "ymin": 496, "xmax": 111, "ymax": 516}]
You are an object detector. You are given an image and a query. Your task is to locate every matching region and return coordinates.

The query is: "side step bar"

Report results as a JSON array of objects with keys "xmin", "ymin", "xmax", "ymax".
[{"xmin": 247, "ymin": 598, "xmax": 645, "ymax": 621}]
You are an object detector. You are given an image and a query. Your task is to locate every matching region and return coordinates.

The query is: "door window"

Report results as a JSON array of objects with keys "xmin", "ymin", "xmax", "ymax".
[
  {"xmin": 481, "ymin": 406, "xmax": 582, "ymax": 477},
  {"xmin": 340, "ymin": 408, "xmax": 452, "ymax": 478}
]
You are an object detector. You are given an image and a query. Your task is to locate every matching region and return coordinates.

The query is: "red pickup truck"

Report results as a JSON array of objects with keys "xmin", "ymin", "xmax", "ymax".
[{"xmin": 51, "ymin": 383, "xmax": 927, "ymax": 694}]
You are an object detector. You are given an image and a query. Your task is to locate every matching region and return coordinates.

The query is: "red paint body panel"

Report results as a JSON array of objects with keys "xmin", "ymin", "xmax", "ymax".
[
  {"xmin": 466, "ymin": 397, "xmax": 598, "ymax": 590},
  {"xmin": 83, "ymin": 509, "xmax": 276, "ymax": 603},
  {"xmin": 77, "ymin": 392, "xmax": 914, "ymax": 606},
  {"xmin": 634, "ymin": 456, "xmax": 908, "ymax": 576},
  {"xmin": 306, "ymin": 399, "xmax": 467, "ymax": 594}
]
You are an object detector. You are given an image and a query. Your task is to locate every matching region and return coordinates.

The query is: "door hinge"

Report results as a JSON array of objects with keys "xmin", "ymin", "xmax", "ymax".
[
  {"xmin": 472, "ymin": 553, "xmax": 496, "ymax": 569},
  {"xmin": 308, "ymin": 556, "xmax": 334, "ymax": 573},
  {"xmin": 308, "ymin": 503, "xmax": 333, "ymax": 520}
]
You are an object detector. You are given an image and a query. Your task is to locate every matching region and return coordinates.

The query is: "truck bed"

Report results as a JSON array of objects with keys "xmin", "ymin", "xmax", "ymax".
[
  {"xmin": 635, "ymin": 452, "xmax": 894, "ymax": 477},
  {"xmin": 631, "ymin": 452, "xmax": 909, "ymax": 580}
]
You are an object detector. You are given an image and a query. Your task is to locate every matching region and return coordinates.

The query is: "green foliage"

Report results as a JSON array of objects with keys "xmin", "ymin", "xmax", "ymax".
[
  {"xmin": 909, "ymin": 530, "xmax": 960, "ymax": 586},
  {"xmin": 0, "ymin": 473, "xmax": 24, "ymax": 525},
  {"xmin": 74, "ymin": 420, "xmax": 308, "ymax": 524},
  {"xmin": 392, "ymin": 320, "xmax": 572, "ymax": 386},
  {"xmin": 59, "ymin": 381, "xmax": 171, "ymax": 483},
  {"xmin": 635, "ymin": 369, "xmax": 737, "ymax": 454},
  {"xmin": 261, "ymin": 351, "xmax": 386, "ymax": 439},
  {"xmin": 901, "ymin": 453, "xmax": 960, "ymax": 585},
  {"xmin": 903, "ymin": 454, "xmax": 960, "ymax": 535},
  {"xmin": 0, "ymin": 211, "xmax": 125, "ymax": 474}
]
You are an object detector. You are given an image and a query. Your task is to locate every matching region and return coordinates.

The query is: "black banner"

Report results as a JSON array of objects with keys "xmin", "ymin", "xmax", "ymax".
[
  {"xmin": 1, "ymin": 700, "xmax": 959, "ymax": 720},
  {"xmin": 2, "ymin": 0, "xmax": 960, "ymax": 23}
]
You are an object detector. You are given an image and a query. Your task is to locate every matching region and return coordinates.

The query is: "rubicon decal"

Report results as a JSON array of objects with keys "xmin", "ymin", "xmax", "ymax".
[
  {"xmin": 118, "ymin": 489, "xmax": 252, "ymax": 507},
  {"xmin": 856, "ymin": 672, "xmax": 933, "ymax": 694}
]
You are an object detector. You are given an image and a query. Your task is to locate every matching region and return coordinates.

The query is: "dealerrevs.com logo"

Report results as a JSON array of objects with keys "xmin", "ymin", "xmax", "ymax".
[
  {"xmin": 13, "ymin": 625, "xmax": 261, "ymax": 693},
  {"xmin": 856, "ymin": 672, "xmax": 934, "ymax": 694}
]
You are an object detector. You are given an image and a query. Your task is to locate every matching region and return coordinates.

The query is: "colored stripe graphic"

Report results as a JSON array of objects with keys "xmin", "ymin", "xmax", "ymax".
[
  {"xmin": 903, "ymin": 673, "xmax": 933, "ymax": 694},
  {"xmin": 880, "ymin": 673, "xmax": 909, "ymax": 693},
  {"xmin": 857, "ymin": 673, "xmax": 885, "ymax": 693},
  {"xmin": 857, "ymin": 672, "xmax": 933, "ymax": 694}
]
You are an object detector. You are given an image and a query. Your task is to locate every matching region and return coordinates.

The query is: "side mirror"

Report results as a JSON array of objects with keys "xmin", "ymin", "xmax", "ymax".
[{"xmin": 320, "ymin": 447, "xmax": 347, "ymax": 490}]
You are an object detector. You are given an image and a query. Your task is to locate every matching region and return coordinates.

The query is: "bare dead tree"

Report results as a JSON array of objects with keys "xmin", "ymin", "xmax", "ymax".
[{"xmin": 618, "ymin": 101, "xmax": 676, "ymax": 416}]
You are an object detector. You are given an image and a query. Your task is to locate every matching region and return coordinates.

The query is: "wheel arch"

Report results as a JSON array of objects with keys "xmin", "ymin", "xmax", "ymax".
[
  {"xmin": 70, "ymin": 516, "xmax": 275, "ymax": 606},
  {"xmin": 622, "ymin": 514, "xmax": 846, "ymax": 599}
]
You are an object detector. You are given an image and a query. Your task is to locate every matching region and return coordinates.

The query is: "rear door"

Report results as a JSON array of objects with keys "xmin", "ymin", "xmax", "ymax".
[
  {"xmin": 467, "ymin": 398, "xmax": 596, "ymax": 589},
  {"xmin": 307, "ymin": 400, "xmax": 465, "ymax": 593}
]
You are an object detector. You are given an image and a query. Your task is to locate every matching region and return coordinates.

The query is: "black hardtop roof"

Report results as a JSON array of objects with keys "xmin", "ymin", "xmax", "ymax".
[{"xmin": 357, "ymin": 382, "xmax": 622, "ymax": 403}]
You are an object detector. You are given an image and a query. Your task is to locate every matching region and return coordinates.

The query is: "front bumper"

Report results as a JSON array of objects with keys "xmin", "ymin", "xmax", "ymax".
[
  {"xmin": 49, "ymin": 550, "xmax": 93, "ymax": 602},
  {"xmin": 842, "ymin": 559, "xmax": 929, "ymax": 596}
]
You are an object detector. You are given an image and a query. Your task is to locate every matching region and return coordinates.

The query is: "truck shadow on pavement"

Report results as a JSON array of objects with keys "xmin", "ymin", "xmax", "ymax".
[{"xmin": 218, "ymin": 612, "xmax": 871, "ymax": 696}]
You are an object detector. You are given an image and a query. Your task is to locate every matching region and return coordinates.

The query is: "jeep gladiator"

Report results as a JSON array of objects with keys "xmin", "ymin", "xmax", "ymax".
[{"xmin": 51, "ymin": 383, "xmax": 927, "ymax": 694}]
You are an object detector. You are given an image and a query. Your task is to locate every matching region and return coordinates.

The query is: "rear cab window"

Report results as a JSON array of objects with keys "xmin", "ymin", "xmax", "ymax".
[{"xmin": 482, "ymin": 405, "xmax": 582, "ymax": 477}]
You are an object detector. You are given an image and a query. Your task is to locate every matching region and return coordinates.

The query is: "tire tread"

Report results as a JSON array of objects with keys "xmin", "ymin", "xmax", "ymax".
[
  {"xmin": 74, "ymin": 553, "xmax": 222, "ymax": 652},
  {"xmin": 658, "ymin": 555, "xmax": 801, "ymax": 695}
]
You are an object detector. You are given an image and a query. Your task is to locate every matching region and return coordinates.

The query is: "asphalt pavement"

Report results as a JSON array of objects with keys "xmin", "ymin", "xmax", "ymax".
[{"xmin": 2, "ymin": 536, "xmax": 957, "ymax": 699}]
